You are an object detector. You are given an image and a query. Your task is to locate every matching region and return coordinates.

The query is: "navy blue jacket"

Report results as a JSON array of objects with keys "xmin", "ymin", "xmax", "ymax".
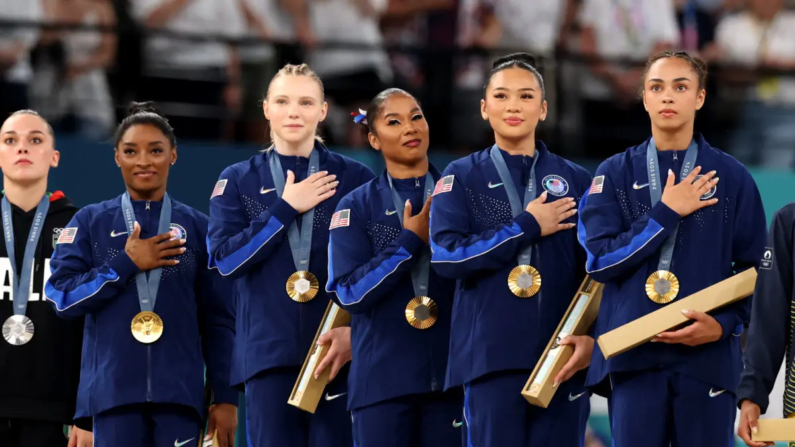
[
  {"xmin": 577, "ymin": 134, "xmax": 766, "ymax": 395},
  {"xmin": 326, "ymin": 166, "xmax": 454, "ymax": 410},
  {"xmin": 737, "ymin": 204, "xmax": 795, "ymax": 414},
  {"xmin": 206, "ymin": 145, "xmax": 374, "ymax": 386},
  {"xmin": 429, "ymin": 143, "xmax": 592, "ymax": 389},
  {"xmin": 45, "ymin": 196, "xmax": 237, "ymax": 420}
]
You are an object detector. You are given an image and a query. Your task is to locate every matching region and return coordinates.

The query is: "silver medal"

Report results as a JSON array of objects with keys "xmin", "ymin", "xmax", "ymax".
[{"xmin": 3, "ymin": 315, "xmax": 35, "ymax": 346}]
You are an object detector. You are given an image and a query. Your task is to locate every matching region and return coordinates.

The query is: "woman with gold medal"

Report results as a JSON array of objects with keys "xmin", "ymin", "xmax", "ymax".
[
  {"xmin": 326, "ymin": 88, "xmax": 461, "ymax": 447},
  {"xmin": 428, "ymin": 53, "xmax": 594, "ymax": 447},
  {"xmin": 577, "ymin": 52, "xmax": 767, "ymax": 446},
  {"xmin": 46, "ymin": 103, "xmax": 238, "ymax": 447},
  {"xmin": 206, "ymin": 63, "xmax": 374, "ymax": 447}
]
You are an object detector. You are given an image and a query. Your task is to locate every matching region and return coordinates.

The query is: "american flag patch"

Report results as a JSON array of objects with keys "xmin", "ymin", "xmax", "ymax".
[
  {"xmin": 329, "ymin": 209, "xmax": 351, "ymax": 230},
  {"xmin": 211, "ymin": 179, "xmax": 227, "ymax": 198},
  {"xmin": 589, "ymin": 176, "xmax": 605, "ymax": 195},
  {"xmin": 57, "ymin": 227, "xmax": 78, "ymax": 244},
  {"xmin": 433, "ymin": 175, "xmax": 455, "ymax": 196}
]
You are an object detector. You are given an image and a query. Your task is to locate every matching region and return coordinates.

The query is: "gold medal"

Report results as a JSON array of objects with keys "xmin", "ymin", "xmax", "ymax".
[
  {"xmin": 405, "ymin": 297, "xmax": 438, "ymax": 329},
  {"xmin": 646, "ymin": 270, "xmax": 680, "ymax": 304},
  {"xmin": 131, "ymin": 311, "xmax": 164, "ymax": 344},
  {"xmin": 508, "ymin": 265, "xmax": 542, "ymax": 298},
  {"xmin": 287, "ymin": 271, "xmax": 319, "ymax": 303}
]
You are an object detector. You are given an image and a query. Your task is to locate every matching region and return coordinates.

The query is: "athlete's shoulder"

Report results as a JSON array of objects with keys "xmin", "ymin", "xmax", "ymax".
[
  {"xmin": 338, "ymin": 174, "xmax": 381, "ymax": 212},
  {"xmin": 219, "ymin": 153, "xmax": 263, "ymax": 180}
]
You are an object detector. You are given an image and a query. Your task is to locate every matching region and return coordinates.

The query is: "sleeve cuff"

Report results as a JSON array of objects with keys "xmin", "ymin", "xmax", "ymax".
[
  {"xmin": 212, "ymin": 386, "xmax": 240, "ymax": 406},
  {"xmin": 737, "ymin": 385, "xmax": 770, "ymax": 414},
  {"xmin": 74, "ymin": 416, "xmax": 93, "ymax": 432},
  {"xmin": 264, "ymin": 198, "xmax": 299, "ymax": 227},
  {"xmin": 108, "ymin": 252, "xmax": 139, "ymax": 283},
  {"xmin": 396, "ymin": 229, "xmax": 426, "ymax": 257},
  {"xmin": 515, "ymin": 211, "xmax": 542, "ymax": 242},
  {"xmin": 648, "ymin": 202, "xmax": 681, "ymax": 231},
  {"xmin": 714, "ymin": 311, "xmax": 741, "ymax": 341}
]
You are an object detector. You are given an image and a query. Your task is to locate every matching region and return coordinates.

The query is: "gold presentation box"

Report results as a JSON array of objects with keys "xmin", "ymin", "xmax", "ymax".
[
  {"xmin": 288, "ymin": 302, "xmax": 352, "ymax": 413},
  {"xmin": 597, "ymin": 268, "xmax": 757, "ymax": 360},
  {"xmin": 522, "ymin": 276, "xmax": 603, "ymax": 408},
  {"xmin": 753, "ymin": 418, "xmax": 795, "ymax": 442}
]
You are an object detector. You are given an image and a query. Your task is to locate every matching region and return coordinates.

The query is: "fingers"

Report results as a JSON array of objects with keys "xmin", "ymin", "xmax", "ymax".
[
  {"xmin": 159, "ymin": 247, "xmax": 186, "ymax": 258},
  {"xmin": 130, "ymin": 221, "xmax": 141, "ymax": 239},
  {"xmin": 682, "ymin": 165, "xmax": 702, "ymax": 184},
  {"xmin": 157, "ymin": 258, "xmax": 180, "ymax": 267},
  {"xmin": 697, "ymin": 177, "xmax": 719, "ymax": 196},
  {"xmin": 420, "ymin": 195, "xmax": 433, "ymax": 215},
  {"xmin": 403, "ymin": 199, "xmax": 413, "ymax": 222},
  {"xmin": 317, "ymin": 331, "xmax": 332, "ymax": 346},
  {"xmin": 681, "ymin": 309, "xmax": 710, "ymax": 322},
  {"xmin": 68, "ymin": 428, "xmax": 77, "ymax": 447},
  {"xmin": 314, "ymin": 349, "xmax": 332, "ymax": 379},
  {"xmin": 652, "ymin": 326, "xmax": 693, "ymax": 344},
  {"xmin": 285, "ymin": 169, "xmax": 296, "ymax": 185},
  {"xmin": 217, "ymin": 429, "xmax": 230, "ymax": 447},
  {"xmin": 206, "ymin": 417, "xmax": 217, "ymax": 442},
  {"xmin": 158, "ymin": 237, "xmax": 186, "ymax": 249},
  {"xmin": 556, "ymin": 223, "xmax": 577, "ymax": 232},
  {"xmin": 307, "ymin": 171, "xmax": 332, "ymax": 184},
  {"xmin": 665, "ymin": 169, "xmax": 675, "ymax": 188},
  {"xmin": 554, "ymin": 359, "xmax": 576, "ymax": 387},
  {"xmin": 553, "ymin": 197, "xmax": 576, "ymax": 210},
  {"xmin": 316, "ymin": 180, "xmax": 340, "ymax": 195},
  {"xmin": 535, "ymin": 191, "xmax": 548, "ymax": 204},
  {"xmin": 229, "ymin": 430, "xmax": 237, "ymax": 447},
  {"xmin": 316, "ymin": 189, "xmax": 337, "ymax": 202},
  {"xmin": 697, "ymin": 197, "xmax": 719, "ymax": 210},
  {"xmin": 692, "ymin": 169, "xmax": 716, "ymax": 188},
  {"xmin": 329, "ymin": 356, "xmax": 344, "ymax": 382}
]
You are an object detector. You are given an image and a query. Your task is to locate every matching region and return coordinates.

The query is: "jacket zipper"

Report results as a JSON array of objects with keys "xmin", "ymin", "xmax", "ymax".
[{"xmin": 146, "ymin": 200, "xmax": 152, "ymax": 401}]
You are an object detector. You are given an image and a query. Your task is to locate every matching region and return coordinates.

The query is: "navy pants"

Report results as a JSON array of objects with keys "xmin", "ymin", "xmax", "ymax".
[
  {"xmin": 352, "ymin": 389, "xmax": 463, "ymax": 447},
  {"xmin": 608, "ymin": 369, "xmax": 736, "ymax": 447},
  {"xmin": 93, "ymin": 403, "xmax": 202, "ymax": 447},
  {"xmin": 245, "ymin": 366, "xmax": 352, "ymax": 447},
  {"xmin": 463, "ymin": 370, "xmax": 589, "ymax": 447}
]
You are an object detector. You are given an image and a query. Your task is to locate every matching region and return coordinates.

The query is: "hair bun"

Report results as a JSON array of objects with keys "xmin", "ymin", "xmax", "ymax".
[
  {"xmin": 127, "ymin": 101, "xmax": 162, "ymax": 117},
  {"xmin": 492, "ymin": 53, "xmax": 537, "ymax": 70}
]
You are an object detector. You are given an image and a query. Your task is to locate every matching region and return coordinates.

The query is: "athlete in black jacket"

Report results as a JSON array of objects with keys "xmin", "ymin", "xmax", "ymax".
[{"xmin": 0, "ymin": 110, "xmax": 89, "ymax": 447}]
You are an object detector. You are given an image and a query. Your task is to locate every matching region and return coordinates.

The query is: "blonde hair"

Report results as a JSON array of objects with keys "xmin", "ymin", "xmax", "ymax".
[{"xmin": 265, "ymin": 63, "xmax": 325, "ymax": 148}]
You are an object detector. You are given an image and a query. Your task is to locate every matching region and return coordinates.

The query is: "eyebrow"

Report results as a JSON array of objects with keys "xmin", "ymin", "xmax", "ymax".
[
  {"xmin": 493, "ymin": 87, "xmax": 536, "ymax": 92},
  {"xmin": 648, "ymin": 77, "xmax": 691, "ymax": 83},
  {"xmin": 383, "ymin": 108, "xmax": 421, "ymax": 119},
  {"xmin": 2, "ymin": 130, "xmax": 46, "ymax": 136},
  {"xmin": 122, "ymin": 141, "xmax": 165, "ymax": 146}
]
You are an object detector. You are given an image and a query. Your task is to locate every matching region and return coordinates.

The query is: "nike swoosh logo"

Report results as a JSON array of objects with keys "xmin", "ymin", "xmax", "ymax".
[
  {"xmin": 452, "ymin": 420, "xmax": 462, "ymax": 428},
  {"xmin": 709, "ymin": 388, "xmax": 726, "ymax": 398},
  {"xmin": 110, "ymin": 230, "xmax": 128, "ymax": 237},
  {"xmin": 488, "ymin": 182, "xmax": 504, "ymax": 189},
  {"xmin": 325, "ymin": 392, "xmax": 347, "ymax": 401},
  {"xmin": 569, "ymin": 391, "xmax": 587, "ymax": 401},
  {"xmin": 633, "ymin": 182, "xmax": 649, "ymax": 190},
  {"xmin": 174, "ymin": 438, "xmax": 195, "ymax": 447},
  {"xmin": 260, "ymin": 187, "xmax": 275, "ymax": 194},
  {"xmin": 385, "ymin": 209, "xmax": 397, "ymax": 216}
]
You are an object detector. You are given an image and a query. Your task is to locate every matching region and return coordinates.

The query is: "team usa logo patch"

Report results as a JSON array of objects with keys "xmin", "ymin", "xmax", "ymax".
[
  {"xmin": 589, "ymin": 176, "xmax": 605, "ymax": 195},
  {"xmin": 433, "ymin": 175, "xmax": 455, "ymax": 196},
  {"xmin": 57, "ymin": 227, "xmax": 78, "ymax": 244},
  {"xmin": 169, "ymin": 223, "xmax": 187, "ymax": 241},
  {"xmin": 329, "ymin": 209, "xmax": 351, "ymax": 230},
  {"xmin": 695, "ymin": 174, "xmax": 717, "ymax": 200},
  {"xmin": 542, "ymin": 175, "xmax": 569, "ymax": 197},
  {"xmin": 211, "ymin": 179, "xmax": 227, "ymax": 198}
]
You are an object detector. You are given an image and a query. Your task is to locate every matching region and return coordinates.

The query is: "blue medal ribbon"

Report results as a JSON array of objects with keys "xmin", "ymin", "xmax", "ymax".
[{"xmin": 2, "ymin": 195, "xmax": 49, "ymax": 316}]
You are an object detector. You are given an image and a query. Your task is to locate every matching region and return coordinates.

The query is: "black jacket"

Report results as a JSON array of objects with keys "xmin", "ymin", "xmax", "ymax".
[{"xmin": 0, "ymin": 192, "xmax": 82, "ymax": 424}]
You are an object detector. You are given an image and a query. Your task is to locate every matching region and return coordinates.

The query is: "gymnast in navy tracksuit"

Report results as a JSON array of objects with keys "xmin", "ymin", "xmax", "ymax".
[
  {"xmin": 45, "ymin": 103, "xmax": 238, "ymax": 447},
  {"xmin": 326, "ymin": 89, "xmax": 462, "ymax": 447},
  {"xmin": 577, "ymin": 52, "xmax": 767, "ymax": 446},
  {"xmin": 206, "ymin": 64, "xmax": 374, "ymax": 447},
  {"xmin": 429, "ymin": 53, "xmax": 593, "ymax": 447}
]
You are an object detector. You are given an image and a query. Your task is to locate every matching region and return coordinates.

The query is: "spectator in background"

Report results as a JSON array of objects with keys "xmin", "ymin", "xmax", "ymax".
[
  {"xmin": 578, "ymin": 0, "xmax": 679, "ymax": 158},
  {"xmin": 0, "ymin": 0, "xmax": 43, "ymax": 118},
  {"xmin": 129, "ymin": 0, "xmax": 245, "ymax": 141},
  {"xmin": 307, "ymin": 0, "xmax": 393, "ymax": 147},
  {"xmin": 32, "ymin": 0, "xmax": 117, "ymax": 141},
  {"xmin": 712, "ymin": 0, "xmax": 795, "ymax": 169}
]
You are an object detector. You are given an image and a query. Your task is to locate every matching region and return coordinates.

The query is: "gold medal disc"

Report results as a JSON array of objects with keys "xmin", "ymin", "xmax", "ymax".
[
  {"xmin": 286, "ymin": 271, "xmax": 319, "ymax": 303},
  {"xmin": 131, "ymin": 311, "xmax": 164, "ymax": 344},
  {"xmin": 508, "ymin": 265, "xmax": 542, "ymax": 298},
  {"xmin": 405, "ymin": 297, "xmax": 438, "ymax": 329},
  {"xmin": 645, "ymin": 270, "xmax": 680, "ymax": 304}
]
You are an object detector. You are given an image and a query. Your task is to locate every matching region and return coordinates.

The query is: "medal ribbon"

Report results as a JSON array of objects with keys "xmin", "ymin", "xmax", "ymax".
[
  {"xmin": 489, "ymin": 145, "xmax": 539, "ymax": 267},
  {"xmin": 646, "ymin": 138, "xmax": 698, "ymax": 273},
  {"xmin": 121, "ymin": 192, "xmax": 172, "ymax": 313},
  {"xmin": 2, "ymin": 195, "xmax": 49, "ymax": 316},
  {"xmin": 269, "ymin": 149, "xmax": 320, "ymax": 272},
  {"xmin": 387, "ymin": 172, "xmax": 434, "ymax": 298}
]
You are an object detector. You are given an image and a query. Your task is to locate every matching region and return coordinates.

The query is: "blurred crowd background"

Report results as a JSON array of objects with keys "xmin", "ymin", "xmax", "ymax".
[
  {"xmin": 2, "ymin": 1, "xmax": 795, "ymax": 445},
  {"xmin": 1, "ymin": 0, "xmax": 795, "ymax": 169}
]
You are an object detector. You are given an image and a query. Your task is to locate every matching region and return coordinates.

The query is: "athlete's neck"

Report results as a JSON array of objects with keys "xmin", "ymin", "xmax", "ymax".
[
  {"xmin": 386, "ymin": 157, "xmax": 429, "ymax": 180},
  {"xmin": 651, "ymin": 122, "xmax": 695, "ymax": 151},
  {"xmin": 127, "ymin": 185, "xmax": 166, "ymax": 202},
  {"xmin": 3, "ymin": 178, "xmax": 48, "ymax": 212},
  {"xmin": 496, "ymin": 133, "xmax": 536, "ymax": 157},
  {"xmin": 274, "ymin": 137, "xmax": 314, "ymax": 158}
]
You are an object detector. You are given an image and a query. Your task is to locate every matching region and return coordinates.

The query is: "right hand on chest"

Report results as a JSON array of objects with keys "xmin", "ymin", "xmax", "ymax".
[
  {"xmin": 525, "ymin": 192, "xmax": 578, "ymax": 236},
  {"xmin": 281, "ymin": 170, "xmax": 339, "ymax": 213},
  {"xmin": 124, "ymin": 221, "xmax": 186, "ymax": 271},
  {"xmin": 660, "ymin": 166, "xmax": 719, "ymax": 217}
]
